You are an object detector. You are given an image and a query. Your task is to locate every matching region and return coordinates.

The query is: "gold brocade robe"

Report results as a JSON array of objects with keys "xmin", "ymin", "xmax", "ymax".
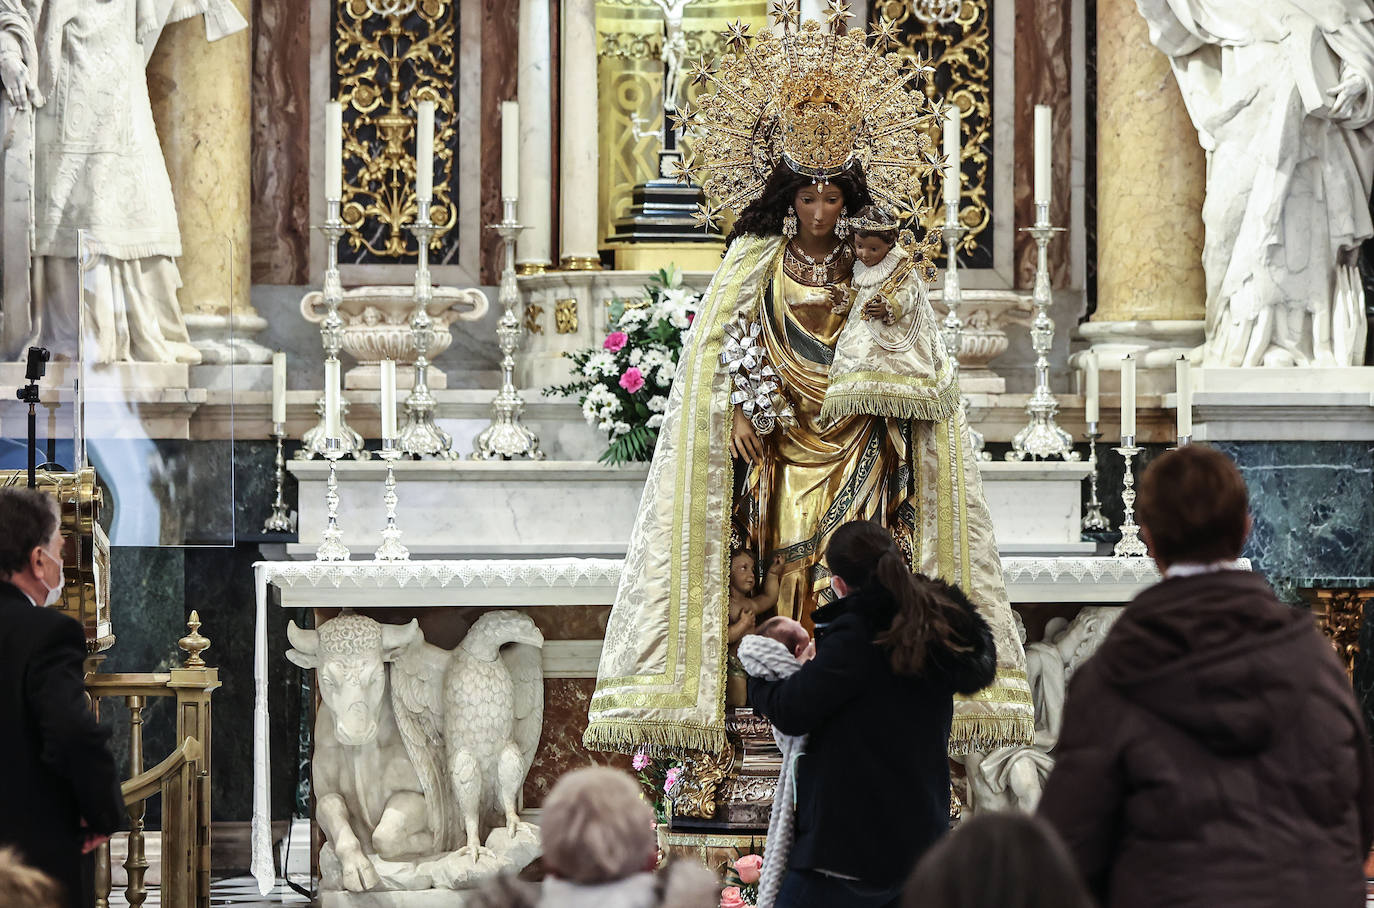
[{"xmin": 584, "ymin": 235, "xmax": 1032, "ymax": 758}]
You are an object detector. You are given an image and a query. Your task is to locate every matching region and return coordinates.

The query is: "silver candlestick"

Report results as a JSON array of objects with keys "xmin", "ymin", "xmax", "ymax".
[
  {"xmin": 938, "ymin": 199, "xmax": 988, "ymax": 460},
  {"xmin": 1081, "ymin": 423, "xmax": 1110, "ymax": 533},
  {"xmin": 474, "ymin": 198, "xmax": 545, "ymax": 460},
  {"xmin": 262, "ymin": 423, "xmax": 296, "ymax": 534},
  {"xmin": 1177, "ymin": 434, "xmax": 1192, "ymax": 448},
  {"xmin": 1008, "ymin": 201, "xmax": 1077, "ymax": 461},
  {"xmin": 374, "ymin": 443, "xmax": 409, "ymax": 561},
  {"xmin": 1112, "ymin": 437, "xmax": 1148, "ymax": 557},
  {"xmin": 315, "ymin": 438, "xmax": 350, "ymax": 561},
  {"xmin": 300, "ymin": 199, "xmax": 368, "ymax": 460},
  {"xmin": 399, "ymin": 199, "xmax": 457, "ymax": 459}
]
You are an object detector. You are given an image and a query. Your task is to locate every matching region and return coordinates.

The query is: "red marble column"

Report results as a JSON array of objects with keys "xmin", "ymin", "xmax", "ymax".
[
  {"xmin": 482, "ymin": 0, "xmax": 520, "ymax": 284},
  {"xmin": 250, "ymin": 0, "xmax": 311, "ymax": 285},
  {"xmin": 1013, "ymin": 0, "xmax": 1073, "ymax": 289}
]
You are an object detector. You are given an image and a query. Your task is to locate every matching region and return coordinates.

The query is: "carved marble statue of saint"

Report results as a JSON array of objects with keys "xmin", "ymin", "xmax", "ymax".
[
  {"xmin": 0, "ymin": 0, "xmax": 245, "ymax": 363},
  {"xmin": 1137, "ymin": 0, "xmax": 1374, "ymax": 367}
]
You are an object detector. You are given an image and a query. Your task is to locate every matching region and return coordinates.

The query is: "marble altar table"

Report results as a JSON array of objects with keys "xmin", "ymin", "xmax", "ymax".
[{"xmin": 249, "ymin": 554, "xmax": 1161, "ymax": 892}]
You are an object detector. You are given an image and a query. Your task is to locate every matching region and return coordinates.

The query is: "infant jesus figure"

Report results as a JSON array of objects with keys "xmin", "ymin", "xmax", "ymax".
[{"xmin": 728, "ymin": 549, "xmax": 785, "ymax": 645}]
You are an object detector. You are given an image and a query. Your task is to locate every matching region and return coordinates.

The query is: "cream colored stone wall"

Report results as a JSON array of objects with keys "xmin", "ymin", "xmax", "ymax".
[{"xmin": 1094, "ymin": 0, "xmax": 1205, "ymax": 323}]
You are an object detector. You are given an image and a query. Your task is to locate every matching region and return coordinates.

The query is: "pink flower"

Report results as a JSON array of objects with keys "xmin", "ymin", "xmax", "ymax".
[
  {"xmin": 734, "ymin": 854, "xmax": 763, "ymax": 885},
  {"xmin": 632, "ymin": 751, "xmax": 651, "ymax": 772},
  {"xmin": 619, "ymin": 366, "xmax": 646, "ymax": 394},
  {"xmin": 720, "ymin": 886, "xmax": 747, "ymax": 908},
  {"xmin": 604, "ymin": 331, "xmax": 628, "ymax": 352},
  {"xmin": 664, "ymin": 765, "xmax": 683, "ymax": 793}
]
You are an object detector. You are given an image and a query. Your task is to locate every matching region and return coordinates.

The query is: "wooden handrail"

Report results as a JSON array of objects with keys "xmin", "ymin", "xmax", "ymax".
[{"xmin": 121, "ymin": 737, "xmax": 202, "ymax": 805}]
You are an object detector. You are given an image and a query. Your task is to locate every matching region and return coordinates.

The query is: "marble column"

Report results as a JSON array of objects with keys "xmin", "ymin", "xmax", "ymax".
[
  {"xmin": 517, "ymin": 0, "xmax": 554, "ymax": 274},
  {"xmin": 559, "ymin": 0, "xmax": 601, "ymax": 270},
  {"xmin": 1084, "ymin": 0, "xmax": 1205, "ymax": 379},
  {"xmin": 148, "ymin": 0, "xmax": 271, "ymax": 364}
]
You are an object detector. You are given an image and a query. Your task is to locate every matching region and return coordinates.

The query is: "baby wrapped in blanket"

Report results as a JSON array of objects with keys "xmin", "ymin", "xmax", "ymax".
[{"xmin": 738, "ymin": 617, "xmax": 813, "ymax": 908}]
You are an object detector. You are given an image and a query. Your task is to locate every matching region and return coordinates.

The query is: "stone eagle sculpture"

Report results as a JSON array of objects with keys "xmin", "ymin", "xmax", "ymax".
[{"xmin": 443, "ymin": 610, "xmax": 545, "ymax": 860}]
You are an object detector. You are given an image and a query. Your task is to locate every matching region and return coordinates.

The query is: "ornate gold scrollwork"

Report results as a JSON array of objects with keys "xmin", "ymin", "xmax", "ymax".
[
  {"xmin": 524, "ymin": 302, "xmax": 545, "ymax": 336},
  {"xmin": 872, "ymin": 0, "xmax": 992, "ymax": 264},
  {"xmin": 334, "ymin": 0, "xmax": 457, "ymax": 261},
  {"xmin": 672, "ymin": 742, "xmax": 736, "ymax": 820},
  {"xmin": 555, "ymin": 298, "xmax": 579, "ymax": 334}
]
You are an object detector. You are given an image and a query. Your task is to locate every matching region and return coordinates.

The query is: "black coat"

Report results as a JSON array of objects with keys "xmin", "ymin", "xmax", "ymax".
[
  {"xmin": 747, "ymin": 583, "xmax": 995, "ymax": 887},
  {"xmin": 0, "ymin": 581, "xmax": 125, "ymax": 908},
  {"xmin": 1039, "ymin": 570, "xmax": 1374, "ymax": 908}
]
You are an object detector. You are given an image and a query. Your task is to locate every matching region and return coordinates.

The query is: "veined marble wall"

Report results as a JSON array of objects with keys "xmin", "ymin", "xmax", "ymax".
[
  {"xmin": 251, "ymin": 0, "xmax": 311, "ymax": 285},
  {"xmin": 1013, "ymin": 0, "xmax": 1073, "ymax": 289}
]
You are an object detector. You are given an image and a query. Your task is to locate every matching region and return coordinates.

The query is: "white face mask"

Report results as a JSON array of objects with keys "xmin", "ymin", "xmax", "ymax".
[{"xmin": 39, "ymin": 544, "xmax": 63, "ymax": 607}]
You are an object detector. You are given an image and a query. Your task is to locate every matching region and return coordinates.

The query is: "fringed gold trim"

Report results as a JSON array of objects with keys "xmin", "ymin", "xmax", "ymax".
[
  {"xmin": 820, "ymin": 380, "xmax": 961, "ymax": 426},
  {"xmin": 583, "ymin": 717, "xmax": 729, "ymax": 757},
  {"xmin": 946, "ymin": 715, "xmax": 1036, "ymax": 756}
]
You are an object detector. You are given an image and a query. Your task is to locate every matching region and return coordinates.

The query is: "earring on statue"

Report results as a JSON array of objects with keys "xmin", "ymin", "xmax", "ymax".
[
  {"xmin": 836, "ymin": 208, "xmax": 850, "ymax": 238},
  {"xmin": 783, "ymin": 207, "xmax": 798, "ymax": 237}
]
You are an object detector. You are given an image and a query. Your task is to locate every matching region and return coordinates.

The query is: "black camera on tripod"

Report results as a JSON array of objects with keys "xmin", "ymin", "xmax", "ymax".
[{"xmin": 16, "ymin": 346, "xmax": 49, "ymax": 404}]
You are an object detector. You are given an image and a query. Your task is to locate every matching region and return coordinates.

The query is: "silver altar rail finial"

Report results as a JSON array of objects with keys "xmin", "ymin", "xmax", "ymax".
[
  {"xmin": 473, "ymin": 198, "xmax": 545, "ymax": 460},
  {"xmin": 939, "ymin": 197, "xmax": 988, "ymax": 460},
  {"xmin": 301, "ymin": 200, "xmax": 368, "ymax": 461},
  {"xmin": 1008, "ymin": 200, "xmax": 1077, "ymax": 462},
  {"xmin": 399, "ymin": 198, "xmax": 458, "ymax": 459}
]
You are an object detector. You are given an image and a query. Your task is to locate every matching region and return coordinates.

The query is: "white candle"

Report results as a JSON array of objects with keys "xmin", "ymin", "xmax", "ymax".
[
  {"xmin": 1083, "ymin": 350, "xmax": 1099, "ymax": 425},
  {"xmin": 502, "ymin": 101, "xmax": 520, "ymax": 200},
  {"xmin": 1176, "ymin": 356, "xmax": 1192, "ymax": 439},
  {"xmin": 1120, "ymin": 354, "xmax": 1137, "ymax": 440},
  {"xmin": 324, "ymin": 359, "xmax": 340, "ymax": 441},
  {"xmin": 380, "ymin": 359, "xmax": 398, "ymax": 441},
  {"xmin": 1034, "ymin": 104, "xmax": 1051, "ymax": 208},
  {"xmin": 943, "ymin": 104, "xmax": 960, "ymax": 207},
  {"xmin": 271, "ymin": 352, "xmax": 287, "ymax": 426},
  {"xmin": 416, "ymin": 100, "xmax": 435, "ymax": 205},
  {"xmin": 325, "ymin": 101, "xmax": 343, "ymax": 203}
]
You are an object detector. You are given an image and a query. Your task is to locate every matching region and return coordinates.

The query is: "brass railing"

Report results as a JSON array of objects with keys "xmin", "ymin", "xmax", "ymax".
[{"xmin": 87, "ymin": 612, "xmax": 220, "ymax": 908}]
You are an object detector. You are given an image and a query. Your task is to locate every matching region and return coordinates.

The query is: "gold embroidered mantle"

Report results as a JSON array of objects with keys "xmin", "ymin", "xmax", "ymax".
[{"xmin": 584, "ymin": 234, "xmax": 1031, "ymax": 757}]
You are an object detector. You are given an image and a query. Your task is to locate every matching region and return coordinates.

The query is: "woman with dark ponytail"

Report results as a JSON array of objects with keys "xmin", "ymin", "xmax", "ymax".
[{"xmin": 747, "ymin": 519, "xmax": 996, "ymax": 908}]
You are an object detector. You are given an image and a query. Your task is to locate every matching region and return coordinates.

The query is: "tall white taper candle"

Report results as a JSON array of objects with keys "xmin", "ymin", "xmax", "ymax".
[
  {"xmin": 325, "ymin": 101, "xmax": 343, "ymax": 203},
  {"xmin": 272, "ymin": 352, "xmax": 286, "ymax": 425},
  {"xmin": 501, "ymin": 100, "xmax": 519, "ymax": 201},
  {"xmin": 1084, "ymin": 350, "xmax": 1099, "ymax": 425},
  {"xmin": 943, "ymin": 104, "xmax": 960, "ymax": 207},
  {"xmin": 416, "ymin": 100, "xmax": 435, "ymax": 205},
  {"xmin": 1176, "ymin": 356, "xmax": 1192, "ymax": 439},
  {"xmin": 381, "ymin": 359, "xmax": 398, "ymax": 441},
  {"xmin": 1034, "ymin": 104, "xmax": 1051, "ymax": 209},
  {"xmin": 324, "ymin": 359, "xmax": 340, "ymax": 441},
  {"xmin": 1120, "ymin": 354, "xmax": 1137, "ymax": 439}
]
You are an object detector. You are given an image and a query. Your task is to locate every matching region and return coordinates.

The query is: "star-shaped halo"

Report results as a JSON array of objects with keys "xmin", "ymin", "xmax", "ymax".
[
  {"xmin": 688, "ymin": 59, "xmax": 716, "ymax": 87},
  {"xmin": 870, "ymin": 16, "xmax": 900, "ymax": 47},
  {"xmin": 692, "ymin": 202, "xmax": 719, "ymax": 230}
]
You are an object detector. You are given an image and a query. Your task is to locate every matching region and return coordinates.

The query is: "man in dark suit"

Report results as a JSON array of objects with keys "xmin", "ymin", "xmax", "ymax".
[{"xmin": 0, "ymin": 487, "xmax": 124, "ymax": 908}]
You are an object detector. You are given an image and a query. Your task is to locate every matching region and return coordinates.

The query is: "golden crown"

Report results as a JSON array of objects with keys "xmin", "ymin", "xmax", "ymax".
[{"xmin": 677, "ymin": 1, "xmax": 946, "ymax": 225}]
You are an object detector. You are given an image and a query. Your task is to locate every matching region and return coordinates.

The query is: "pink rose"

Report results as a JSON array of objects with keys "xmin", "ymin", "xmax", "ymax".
[
  {"xmin": 733, "ymin": 854, "xmax": 763, "ymax": 885},
  {"xmin": 632, "ymin": 751, "xmax": 650, "ymax": 772},
  {"xmin": 664, "ymin": 765, "xmax": 683, "ymax": 793},
  {"xmin": 720, "ymin": 886, "xmax": 747, "ymax": 908},
  {"xmin": 619, "ymin": 366, "xmax": 646, "ymax": 394},
  {"xmin": 604, "ymin": 331, "xmax": 628, "ymax": 352}
]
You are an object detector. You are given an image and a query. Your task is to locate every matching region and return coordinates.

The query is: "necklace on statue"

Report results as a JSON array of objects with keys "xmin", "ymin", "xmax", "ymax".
[{"xmin": 786, "ymin": 240, "xmax": 849, "ymax": 286}]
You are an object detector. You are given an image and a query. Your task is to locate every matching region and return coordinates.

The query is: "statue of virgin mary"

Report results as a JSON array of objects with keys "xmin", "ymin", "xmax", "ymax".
[{"xmin": 584, "ymin": 10, "xmax": 1032, "ymax": 759}]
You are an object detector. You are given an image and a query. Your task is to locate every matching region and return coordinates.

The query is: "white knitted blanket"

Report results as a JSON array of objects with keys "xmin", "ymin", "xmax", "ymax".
[{"xmin": 737, "ymin": 636, "xmax": 804, "ymax": 908}]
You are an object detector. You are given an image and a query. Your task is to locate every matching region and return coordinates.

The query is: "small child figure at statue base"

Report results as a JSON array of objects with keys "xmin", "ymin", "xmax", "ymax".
[{"xmin": 726, "ymin": 549, "xmax": 785, "ymax": 706}]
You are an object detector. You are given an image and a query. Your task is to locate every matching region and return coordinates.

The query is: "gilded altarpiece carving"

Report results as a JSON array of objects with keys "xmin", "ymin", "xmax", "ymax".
[
  {"xmin": 332, "ymin": 0, "xmax": 460, "ymax": 265},
  {"xmin": 872, "ymin": 0, "xmax": 994, "ymax": 269},
  {"xmin": 596, "ymin": 0, "xmax": 765, "ymax": 247}
]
